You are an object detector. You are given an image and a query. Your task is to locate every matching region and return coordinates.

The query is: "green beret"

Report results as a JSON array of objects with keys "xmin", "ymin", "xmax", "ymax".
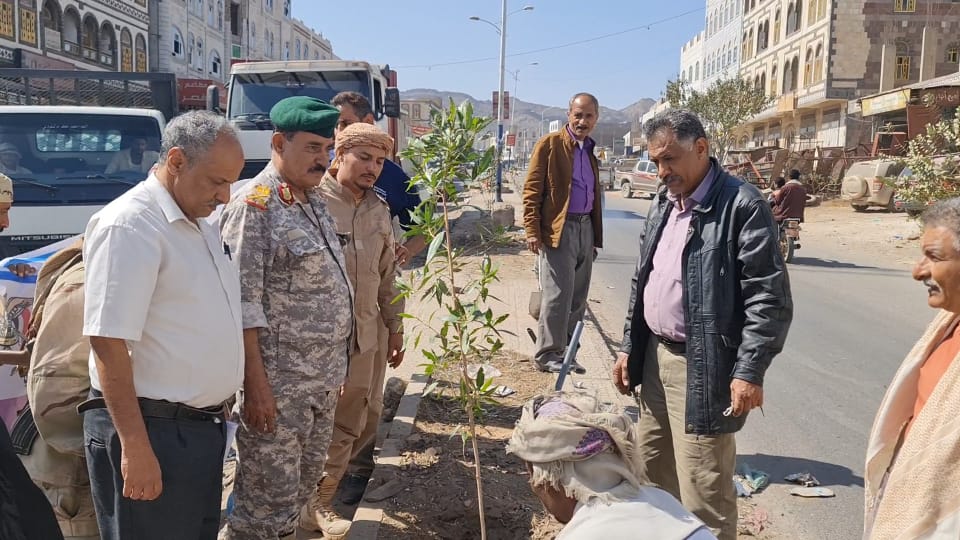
[{"xmin": 270, "ymin": 96, "xmax": 339, "ymax": 138}]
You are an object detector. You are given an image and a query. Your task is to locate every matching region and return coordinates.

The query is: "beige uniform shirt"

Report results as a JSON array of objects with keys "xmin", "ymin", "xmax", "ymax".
[{"xmin": 319, "ymin": 174, "xmax": 403, "ymax": 355}]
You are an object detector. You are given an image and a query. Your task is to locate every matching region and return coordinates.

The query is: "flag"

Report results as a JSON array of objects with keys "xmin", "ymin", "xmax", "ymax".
[{"xmin": 0, "ymin": 235, "xmax": 81, "ymax": 399}]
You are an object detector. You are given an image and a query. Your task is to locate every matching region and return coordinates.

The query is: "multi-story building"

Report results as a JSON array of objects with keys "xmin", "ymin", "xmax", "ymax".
[
  {"xmin": 154, "ymin": 0, "xmax": 335, "ymax": 110},
  {"xmin": 680, "ymin": 31, "xmax": 705, "ymax": 91},
  {"xmin": 735, "ymin": 0, "xmax": 960, "ymax": 150},
  {"xmin": 0, "ymin": 0, "xmax": 150, "ymax": 72},
  {"xmin": 701, "ymin": 0, "xmax": 744, "ymax": 90}
]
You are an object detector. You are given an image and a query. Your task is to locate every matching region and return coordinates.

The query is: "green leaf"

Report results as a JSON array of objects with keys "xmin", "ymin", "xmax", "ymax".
[
  {"xmin": 423, "ymin": 381, "xmax": 439, "ymax": 397},
  {"xmin": 426, "ymin": 230, "xmax": 445, "ymax": 264}
]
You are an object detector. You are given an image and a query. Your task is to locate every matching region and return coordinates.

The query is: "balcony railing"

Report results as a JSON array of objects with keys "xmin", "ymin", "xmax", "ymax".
[
  {"xmin": 82, "ymin": 46, "xmax": 97, "ymax": 61},
  {"xmin": 62, "ymin": 40, "xmax": 80, "ymax": 55},
  {"xmin": 99, "ymin": 52, "xmax": 114, "ymax": 66}
]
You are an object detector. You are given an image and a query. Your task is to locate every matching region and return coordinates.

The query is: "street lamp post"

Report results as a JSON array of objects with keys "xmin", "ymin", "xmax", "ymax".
[
  {"xmin": 539, "ymin": 106, "xmax": 561, "ymax": 138},
  {"xmin": 505, "ymin": 62, "xmax": 537, "ymax": 166},
  {"xmin": 470, "ymin": 3, "xmax": 533, "ymax": 203}
]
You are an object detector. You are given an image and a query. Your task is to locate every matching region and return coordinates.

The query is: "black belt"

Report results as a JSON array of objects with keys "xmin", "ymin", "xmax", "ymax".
[
  {"xmin": 656, "ymin": 334, "xmax": 686, "ymax": 355},
  {"xmin": 566, "ymin": 212, "xmax": 592, "ymax": 222},
  {"xmin": 78, "ymin": 395, "xmax": 226, "ymax": 424}
]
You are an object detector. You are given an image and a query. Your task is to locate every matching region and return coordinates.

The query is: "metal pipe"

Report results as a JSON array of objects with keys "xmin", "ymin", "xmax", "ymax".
[{"xmin": 554, "ymin": 320, "xmax": 585, "ymax": 391}]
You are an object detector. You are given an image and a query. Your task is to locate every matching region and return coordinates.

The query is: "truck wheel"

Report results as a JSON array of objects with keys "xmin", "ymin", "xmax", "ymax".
[{"xmin": 621, "ymin": 181, "xmax": 632, "ymax": 198}]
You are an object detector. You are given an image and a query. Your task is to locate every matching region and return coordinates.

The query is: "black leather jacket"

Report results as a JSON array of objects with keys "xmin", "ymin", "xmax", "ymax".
[{"xmin": 621, "ymin": 160, "xmax": 793, "ymax": 435}]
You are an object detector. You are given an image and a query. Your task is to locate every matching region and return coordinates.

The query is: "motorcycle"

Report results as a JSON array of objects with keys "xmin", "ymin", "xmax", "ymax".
[{"xmin": 779, "ymin": 218, "xmax": 801, "ymax": 263}]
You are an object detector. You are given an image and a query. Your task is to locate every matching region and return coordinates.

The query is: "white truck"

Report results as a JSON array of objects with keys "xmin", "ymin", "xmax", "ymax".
[
  {"xmin": 0, "ymin": 69, "xmax": 175, "ymax": 257},
  {"xmin": 221, "ymin": 60, "xmax": 401, "ymax": 179}
]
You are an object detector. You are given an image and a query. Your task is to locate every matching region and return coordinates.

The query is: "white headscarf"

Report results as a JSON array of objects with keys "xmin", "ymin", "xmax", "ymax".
[{"xmin": 506, "ymin": 391, "xmax": 643, "ymax": 504}]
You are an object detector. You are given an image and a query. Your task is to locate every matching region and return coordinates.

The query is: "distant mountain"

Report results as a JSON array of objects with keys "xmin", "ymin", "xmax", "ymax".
[{"xmin": 399, "ymin": 88, "xmax": 654, "ymax": 147}]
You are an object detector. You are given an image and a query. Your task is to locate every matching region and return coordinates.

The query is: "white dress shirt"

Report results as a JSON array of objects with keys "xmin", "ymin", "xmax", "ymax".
[{"xmin": 83, "ymin": 175, "xmax": 243, "ymax": 408}]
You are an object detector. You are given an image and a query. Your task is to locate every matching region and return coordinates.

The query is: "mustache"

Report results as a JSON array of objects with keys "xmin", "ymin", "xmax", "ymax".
[{"xmin": 310, "ymin": 164, "xmax": 327, "ymax": 174}]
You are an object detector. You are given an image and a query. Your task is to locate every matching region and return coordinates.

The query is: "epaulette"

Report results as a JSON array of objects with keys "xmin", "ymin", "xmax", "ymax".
[{"xmin": 244, "ymin": 184, "xmax": 271, "ymax": 211}]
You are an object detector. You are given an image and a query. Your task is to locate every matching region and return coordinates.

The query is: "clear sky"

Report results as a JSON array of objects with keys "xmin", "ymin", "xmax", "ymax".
[{"xmin": 293, "ymin": 0, "xmax": 705, "ymax": 112}]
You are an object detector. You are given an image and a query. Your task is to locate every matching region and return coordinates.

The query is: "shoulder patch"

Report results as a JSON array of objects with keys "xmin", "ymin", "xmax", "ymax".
[{"xmin": 244, "ymin": 184, "xmax": 271, "ymax": 210}]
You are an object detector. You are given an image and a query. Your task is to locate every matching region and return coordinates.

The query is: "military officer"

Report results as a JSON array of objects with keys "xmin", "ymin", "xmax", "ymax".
[
  {"xmin": 218, "ymin": 96, "xmax": 354, "ymax": 540},
  {"xmin": 300, "ymin": 123, "xmax": 404, "ymax": 538}
]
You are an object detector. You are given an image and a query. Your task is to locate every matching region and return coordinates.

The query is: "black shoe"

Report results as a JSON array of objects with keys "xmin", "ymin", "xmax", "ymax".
[
  {"xmin": 339, "ymin": 473, "xmax": 369, "ymax": 505},
  {"xmin": 570, "ymin": 361, "xmax": 587, "ymax": 375},
  {"xmin": 536, "ymin": 359, "xmax": 564, "ymax": 373}
]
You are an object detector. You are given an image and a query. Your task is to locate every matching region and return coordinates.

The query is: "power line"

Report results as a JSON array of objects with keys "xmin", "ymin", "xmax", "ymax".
[{"xmin": 395, "ymin": 7, "xmax": 705, "ymax": 70}]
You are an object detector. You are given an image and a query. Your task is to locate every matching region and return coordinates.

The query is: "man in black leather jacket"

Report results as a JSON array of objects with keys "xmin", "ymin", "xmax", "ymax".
[{"xmin": 611, "ymin": 110, "xmax": 792, "ymax": 540}]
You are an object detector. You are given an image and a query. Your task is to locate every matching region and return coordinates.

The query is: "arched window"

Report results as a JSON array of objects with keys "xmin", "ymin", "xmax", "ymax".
[
  {"xmin": 263, "ymin": 31, "xmax": 269, "ymax": 56},
  {"xmin": 284, "ymin": 41, "xmax": 289, "ymax": 60},
  {"xmin": 782, "ymin": 59, "xmax": 792, "ymax": 93},
  {"xmin": 135, "ymin": 34, "xmax": 146, "ymax": 72},
  {"xmin": 196, "ymin": 38, "xmax": 204, "ymax": 70},
  {"xmin": 189, "ymin": 32, "xmax": 196, "ymax": 64},
  {"xmin": 803, "ymin": 48, "xmax": 813, "ymax": 86},
  {"xmin": 814, "ymin": 44, "xmax": 824, "ymax": 82},
  {"xmin": 41, "ymin": 0, "xmax": 62, "ymax": 50},
  {"xmin": 217, "ymin": 0, "xmax": 223, "ymax": 30},
  {"xmin": 791, "ymin": 56, "xmax": 800, "ymax": 90},
  {"xmin": 250, "ymin": 21, "xmax": 256, "ymax": 41},
  {"xmin": 742, "ymin": 31, "xmax": 750, "ymax": 60},
  {"xmin": 808, "ymin": 0, "xmax": 817, "ymax": 25},
  {"xmin": 895, "ymin": 39, "xmax": 911, "ymax": 81},
  {"xmin": 303, "ymin": 44, "xmax": 308, "ymax": 59},
  {"xmin": 817, "ymin": 0, "xmax": 828, "ymax": 20},
  {"xmin": 747, "ymin": 27, "xmax": 754, "ymax": 58},
  {"xmin": 207, "ymin": 0, "xmax": 215, "ymax": 26},
  {"xmin": 295, "ymin": 38, "xmax": 301, "ymax": 60},
  {"xmin": 695, "ymin": 61, "xmax": 700, "ymax": 80},
  {"xmin": 773, "ymin": 9, "xmax": 781, "ymax": 44},
  {"xmin": 760, "ymin": 72, "xmax": 767, "ymax": 93},
  {"xmin": 99, "ymin": 22, "xmax": 116, "ymax": 67},
  {"xmin": 786, "ymin": 3, "xmax": 797, "ymax": 34},
  {"xmin": 120, "ymin": 28, "xmax": 132, "ymax": 72},
  {"xmin": 172, "ymin": 26, "xmax": 184, "ymax": 58},
  {"xmin": 81, "ymin": 14, "xmax": 99, "ymax": 57},
  {"xmin": 770, "ymin": 64, "xmax": 778, "ymax": 96},
  {"xmin": 210, "ymin": 50, "xmax": 221, "ymax": 75}
]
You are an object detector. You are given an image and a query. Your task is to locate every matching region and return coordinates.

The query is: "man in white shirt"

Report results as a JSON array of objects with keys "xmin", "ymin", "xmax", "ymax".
[
  {"xmin": 80, "ymin": 111, "xmax": 245, "ymax": 540},
  {"xmin": 104, "ymin": 138, "xmax": 159, "ymax": 175}
]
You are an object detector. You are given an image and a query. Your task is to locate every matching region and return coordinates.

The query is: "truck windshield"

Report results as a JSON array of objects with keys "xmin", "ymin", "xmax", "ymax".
[
  {"xmin": 228, "ymin": 70, "xmax": 371, "ymax": 126},
  {"xmin": 0, "ymin": 113, "xmax": 162, "ymax": 205}
]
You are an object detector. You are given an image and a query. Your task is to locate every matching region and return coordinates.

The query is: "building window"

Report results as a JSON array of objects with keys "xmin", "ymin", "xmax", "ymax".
[
  {"xmin": 135, "ymin": 34, "xmax": 146, "ymax": 72},
  {"xmin": 786, "ymin": 2, "xmax": 801, "ymax": 34},
  {"xmin": 99, "ymin": 22, "xmax": 116, "ymax": 67},
  {"xmin": 894, "ymin": 0, "xmax": 916, "ymax": 12},
  {"xmin": 695, "ymin": 61, "xmax": 699, "ymax": 80},
  {"xmin": 120, "ymin": 29, "xmax": 133, "ymax": 72},
  {"xmin": 295, "ymin": 38, "xmax": 300, "ymax": 59},
  {"xmin": 803, "ymin": 48, "xmax": 813, "ymax": 86},
  {"xmin": 284, "ymin": 41, "xmax": 289, "ymax": 60},
  {"xmin": 770, "ymin": 64, "xmax": 778, "ymax": 96},
  {"xmin": 814, "ymin": 44, "xmax": 824, "ymax": 82},
  {"xmin": 19, "ymin": 7, "xmax": 37, "ymax": 46},
  {"xmin": 773, "ymin": 9, "xmax": 781, "ymax": 44},
  {"xmin": 283, "ymin": 0, "xmax": 290, "ymax": 16},
  {"xmin": 217, "ymin": 0, "xmax": 223, "ymax": 30},
  {"xmin": 207, "ymin": 1, "xmax": 214, "ymax": 26},
  {"xmin": 172, "ymin": 27, "xmax": 184, "ymax": 57},
  {"xmin": 40, "ymin": 0, "xmax": 61, "ymax": 50},
  {"xmin": 82, "ymin": 15, "xmax": 99, "ymax": 59},
  {"xmin": 250, "ymin": 21, "xmax": 256, "ymax": 40},
  {"xmin": 947, "ymin": 43, "xmax": 959, "ymax": 63},
  {"xmin": 303, "ymin": 44, "xmax": 308, "ymax": 59},
  {"xmin": 266, "ymin": 0, "xmax": 273, "ymax": 10},
  {"xmin": 210, "ymin": 50, "xmax": 221, "ymax": 75},
  {"xmin": 896, "ymin": 39, "xmax": 911, "ymax": 80},
  {"xmin": 196, "ymin": 39, "xmax": 204, "ymax": 70},
  {"xmin": 808, "ymin": 0, "xmax": 817, "ymax": 25},
  {"xmin": 817, "ymin": 0, "xmax": 828, "ymax": 20},
  {"xmin": 189, "ymin": 32, "xmax": 195, "ymax": 64}
]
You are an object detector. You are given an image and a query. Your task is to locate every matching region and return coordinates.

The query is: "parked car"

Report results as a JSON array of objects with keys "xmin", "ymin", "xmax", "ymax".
[
  {"xmin": 617, "ymin": 159, "xmax": 661, "ymax": 198},
  {"xmin": 840, "ymin": 158, "xmax": 905, "ymax": 212}
]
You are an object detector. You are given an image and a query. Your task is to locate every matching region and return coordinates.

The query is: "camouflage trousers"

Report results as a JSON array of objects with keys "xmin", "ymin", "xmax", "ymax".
[{"xmin": 220, "ymin": 386, "xmax": 338, "ymax": 540}]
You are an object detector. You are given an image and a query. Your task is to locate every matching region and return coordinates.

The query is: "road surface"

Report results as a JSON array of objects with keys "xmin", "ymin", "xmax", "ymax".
[{"xmin": 588, "ymin": 191, "xmax": 932, "ymax": 539}]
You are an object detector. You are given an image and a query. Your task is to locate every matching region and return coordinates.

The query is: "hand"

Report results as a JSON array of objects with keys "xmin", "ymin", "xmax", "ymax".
[
  {"xmin": 527, "ymin": 237, "xmax": 542, "ymax": 254},
  {"xmin": 120, "ymin": 441, "xmax": 163, "ymax": 501},
  {"xmin": 242, "ymin": 376, "xmax": 277, "ymax": 434},
  {"xmin": 593, "ymin": 248, "xmax": 599, "ymax": 262},
  {"xmin": 394, "ymin": 243, "xmax": 410, "ymax": 267},
  {"xmin": 612, "ymin": 352, "xmax": 631, "ymax": 395},
  {"xmin": 6, "ymin": 263, "xmax": 35, "ymax": 278},
  {"xmin": 387, "ymin": 333, "xmax": 405, "ymax": 368},
  {"xmin": 730, "ymin": 378, "xmax": 764, "ymax": 417},
  {"xmin": 0, "ymin": 348, "xmax": 31, "ymax": 367}
]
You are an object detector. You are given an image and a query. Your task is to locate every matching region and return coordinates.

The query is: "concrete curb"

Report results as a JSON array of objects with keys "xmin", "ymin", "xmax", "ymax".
[{"xmin": 347, "ymin": 372, "xmax": 428, "ymax": 539}]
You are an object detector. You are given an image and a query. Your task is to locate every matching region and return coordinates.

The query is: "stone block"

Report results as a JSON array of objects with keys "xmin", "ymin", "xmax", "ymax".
[{"xmin": 491, "ymin": 204, "xmax": 515, "ymax": 229}]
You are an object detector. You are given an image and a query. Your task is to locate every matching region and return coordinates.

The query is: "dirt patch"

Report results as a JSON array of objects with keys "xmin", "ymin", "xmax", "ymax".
[
  {"xmin": 376, "ymin": 352, "xmax": 564, "ymax": 540},
  {"xmin": 803, "ymin": 201, "xmax": 922, "ymax": 267}
]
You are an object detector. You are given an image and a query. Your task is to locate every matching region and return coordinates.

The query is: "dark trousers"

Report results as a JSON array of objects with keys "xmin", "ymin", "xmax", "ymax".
[
  {"xmin": 0, "ymin": 421, "xmax": 64, "ymax": 540},
  {"xmin": 83, "ymin": 406, "xmax": 226, "ymax": 540}
]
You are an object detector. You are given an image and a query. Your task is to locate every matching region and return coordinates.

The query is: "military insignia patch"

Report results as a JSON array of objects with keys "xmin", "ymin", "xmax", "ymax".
[
  {"xmin": 244, "ymin": 185, "xmax": 271, "ymax": 210},
  {"xmin": 278, "ymin": 183, "xmax": 295, "ymax": 206}
]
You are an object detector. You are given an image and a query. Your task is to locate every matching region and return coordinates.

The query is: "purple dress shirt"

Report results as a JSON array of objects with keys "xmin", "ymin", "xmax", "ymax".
[
  {"xmin": 643, "ymin": 166, "xmax": 717, "ymax": 342},
  {"xmin": 566, "ymin": 125, "xmax": 596, "ymax": 214}
]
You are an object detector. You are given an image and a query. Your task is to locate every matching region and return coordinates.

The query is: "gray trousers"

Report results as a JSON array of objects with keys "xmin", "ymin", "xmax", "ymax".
[{"xmin": 535, "ymin": 215, "xmax": 594, "ymax": 365}]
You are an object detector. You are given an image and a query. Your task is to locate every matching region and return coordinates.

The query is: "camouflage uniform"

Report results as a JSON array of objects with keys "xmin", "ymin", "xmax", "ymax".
[
  {"xmin": 218, "ymin": 163, "xmax": 354, "ymax": 540},
  {"xmin": 312, "ymin": 173, "xmax": 403, "ymax": 507}
]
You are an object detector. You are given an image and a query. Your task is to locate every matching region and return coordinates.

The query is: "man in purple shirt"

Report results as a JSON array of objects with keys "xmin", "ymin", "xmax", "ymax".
[
  {"xmin": 522, "ymin": 93, "xmax": 604, "ymax": 373},
  {"xmin": 612, "ymin": 110, "xmax": 792, "ymax": 540}
]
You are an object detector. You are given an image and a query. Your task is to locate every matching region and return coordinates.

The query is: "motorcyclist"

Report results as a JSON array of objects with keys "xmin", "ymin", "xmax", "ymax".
[{"xmin": 772, "ymin": 169, "xmax": 806, "ymax": 223}]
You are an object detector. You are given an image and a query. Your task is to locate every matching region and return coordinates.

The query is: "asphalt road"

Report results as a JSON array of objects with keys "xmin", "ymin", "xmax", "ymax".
[{"xmin": 588, "ymin": 192, "xmax": 933, "ymax": 540}]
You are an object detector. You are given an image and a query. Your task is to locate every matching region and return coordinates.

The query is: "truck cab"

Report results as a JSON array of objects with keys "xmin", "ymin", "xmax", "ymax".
[{"xmin": 224, "ymin": 60, "xmax": 400, "ymax": 179}]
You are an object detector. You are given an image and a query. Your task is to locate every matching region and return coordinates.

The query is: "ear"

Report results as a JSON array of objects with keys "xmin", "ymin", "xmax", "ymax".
[
  {"xmin": 697, "ymin": 137, "xmax": 710, "ymax": 159},
  {"xmin": 363, "ymin": 114, "xmax": 376, "ymax": 124},
  {"xmin": 164, "ymin": 147, "xmax": 187, "ymax": 175},
  {"xmin": 271, "ymin": 132, "xmax": 287, "ymax": 153}
]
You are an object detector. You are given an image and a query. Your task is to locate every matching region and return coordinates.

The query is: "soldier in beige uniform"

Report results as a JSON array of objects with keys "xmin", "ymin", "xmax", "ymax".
[
  {"xmin": 219, "ymin": 96, "xmax": 354, "ymax": 540},
  {"xmin": 301, "ymin": 123, "xmax": 404, "ymax": 539}
]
